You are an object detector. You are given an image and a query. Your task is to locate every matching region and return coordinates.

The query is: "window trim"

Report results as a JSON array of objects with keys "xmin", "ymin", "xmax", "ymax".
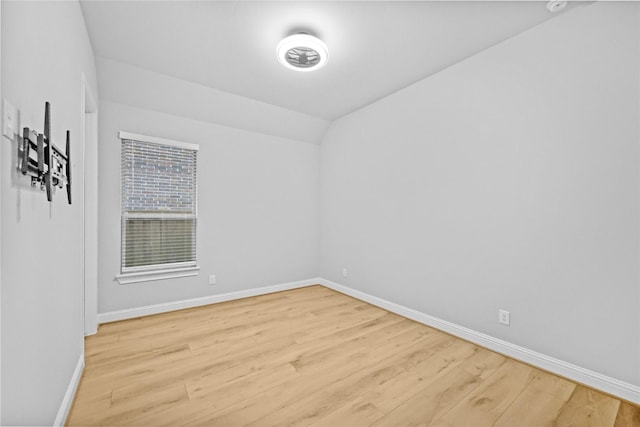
[
  {"xmin": 118, "ymin": 131, "xmax": 200, "ymax": 151},
  {"xmin": 116, "ymin": 266, "xmax": 201, "ymax": 285},
  {"xmin": 118, "ymin": 131, "xmax": 200, "ymax": 285}
]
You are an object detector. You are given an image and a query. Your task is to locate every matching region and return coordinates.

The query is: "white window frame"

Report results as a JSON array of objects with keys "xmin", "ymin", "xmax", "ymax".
[{"xmin": 116, "ymin": 131, "xmax": 200, "ymax": 285}]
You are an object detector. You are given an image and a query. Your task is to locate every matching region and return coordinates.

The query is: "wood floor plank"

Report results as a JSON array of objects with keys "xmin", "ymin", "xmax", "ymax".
[
  {"xmin": 307, "ymin": 396, "xmax": 385, "ymax": 427},
  {"xmin": 67, "ymin": 379, "xmax": 112, "ymax": 425},
  {"xmin": 194, "ymin": 325, "xmax": 438, "ymax": 426},
  {"xmin": 95, "ymin": 318, "xmax": 143, "ymax": 335},
  {"xmin": 289, "ymin": 319, "xmax": 429, "ymax": 374},
  {"xmin": 186, "ymin": 362, "xmax": 300, "ymax": 403},
  {"xmin": 188, "ymin": 305, "xmax": 388, "ymax": 353},
  {"xmin": 182, "ymin": 315, "xmax": 401, "ymax": 397},
  {"xmin": 118, "ymin": 292, "xmax": 351, "ymax": 346},
  {"xmin": 67, "ymin": 286, "xmax": 634, "ymax": 427},
  {"xmin": 430, "ymin": 358, "xmax": 537, "ymax": 427},
  {"xmin": 370, "ymin": 347, "xmax": 505, "ymax": 427},
  {"xmin": 364, "ymin": 338, "xmax": 482, "ymax": 414},
  {"xmin": 245, "ymin": 359, "xmax": 408, "ymax": 426},
  {"xmin": 613, "ymin": 402, "xmax": 640, "ymax": 427},
  {"xmin": 239, "ymin": 333, "xmax": 471, "ymax": 427},
  {"xmin": 84, "ymin": 333, "xmax": 119, "ymax": 356},
  {"xmin": 553, "ymin": 386, "xmax": 621, "ymax": 427},
  {"xmin": 292, "ymin": 311, "xmax": 402, "ymax": 346},
  {"xmin": 83, "ymin": 344, "xmax": 192, "ymax": 382},
  {"xmin": 493, "ymin": 370, "xmax": 576, "ymax": 427},
  {"xmin": 85, "ymin": 340, "xmax": 154, "ymax": 368}
]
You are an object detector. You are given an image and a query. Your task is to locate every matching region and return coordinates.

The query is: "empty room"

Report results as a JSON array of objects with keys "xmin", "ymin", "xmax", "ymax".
[{"xmin": 1, "ymin": 0, "xmax": 639, "ymax": 425}]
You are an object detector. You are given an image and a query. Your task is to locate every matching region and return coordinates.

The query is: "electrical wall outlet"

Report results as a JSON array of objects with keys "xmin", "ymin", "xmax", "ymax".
[
  {"xmin": 209, "ymin": 275, "xmax": 216, "ymax": 285},
  {"xmin": 3, "ymin": 99, "xmax": 18, "ymax": 139},
  {"xmin": 499, "ymin": 309, "xmax": 510, "ymax": 326},
  {"xmin": 342, "ymin": 267, "xmax": 348, "ymax": 278}
]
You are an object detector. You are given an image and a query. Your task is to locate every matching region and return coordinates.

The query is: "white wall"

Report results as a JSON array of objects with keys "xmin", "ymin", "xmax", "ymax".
[
  {"xmin": 320, "ymin": 1, "xmax": 640, "ymax": 387},
  {"xmin": 1, "ymin": 1, "xmax": 98, "ymax": 424},
  {"xmin": 0, "ymin": 2, "xmax": 4, "ymax": 420},
  {"xmin": 98, "ymin": 101, "xmax": 319, "ymax": 313},
  {"xmin": 97, "ymin": 57, "xmax": 330, "ymax": 145},
  {"xmin": 83, "ymin": 83, "xmax": 99, "ymax": 335}
]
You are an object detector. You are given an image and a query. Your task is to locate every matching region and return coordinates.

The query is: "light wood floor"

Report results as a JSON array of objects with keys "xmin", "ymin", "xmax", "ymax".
[{"xmin": 68, "ymin": 285, "xmax": 639, "ymax": 426}]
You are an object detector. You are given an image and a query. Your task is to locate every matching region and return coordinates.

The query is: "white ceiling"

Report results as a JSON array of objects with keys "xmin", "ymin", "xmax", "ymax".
[{"xmin": 80, "ymin": 1, "xmax": 564, "ymax": 121}]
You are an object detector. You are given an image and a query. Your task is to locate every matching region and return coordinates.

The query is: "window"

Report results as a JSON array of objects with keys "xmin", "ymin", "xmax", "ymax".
[{"xmin": 117, "ymin": 132, "xmax": 199, "ymax": 284}]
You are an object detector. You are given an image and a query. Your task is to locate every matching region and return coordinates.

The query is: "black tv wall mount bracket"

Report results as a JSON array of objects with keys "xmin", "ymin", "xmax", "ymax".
[{"xmin": 19, "ymin": 102, "xmax": 72, "ymax": 204}]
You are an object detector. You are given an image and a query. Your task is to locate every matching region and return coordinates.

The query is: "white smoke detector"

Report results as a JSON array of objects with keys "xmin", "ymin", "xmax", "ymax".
[
  {"xmin": 277, "ymin": 33, "xmax": 328, "ymax": 72},
  {"xmin": 547, "ymin": 0, "xmax": 568, "ymax": 12}
]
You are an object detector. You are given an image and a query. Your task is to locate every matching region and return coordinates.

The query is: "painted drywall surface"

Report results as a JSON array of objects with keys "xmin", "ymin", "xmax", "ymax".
[
  {"xmin": 1, "ymin": 1, "xmax": 98, "ymax": 424},
  {"xmin": 98, "ymin": 101, "xmax": 319, "ymax": 313},
  {"xmin": 0, "ymin": 2, "xmax": 3, "ymax": 420},
  {"xmin": 96, "ymin": 57, "xmax": 330, "ymax": 145},
  {"xmin": 84, "ymin": 104, "xmax": 98, "ymax": 335},
  {"xmin": 320, "ymin": 2, "xmax": 639, "ymax": 386}
]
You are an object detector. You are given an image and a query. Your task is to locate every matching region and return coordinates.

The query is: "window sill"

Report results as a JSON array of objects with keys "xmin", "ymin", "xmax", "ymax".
[{"xmin": 116, "ymin": 266, "xmax": 200, "ymax": 285}]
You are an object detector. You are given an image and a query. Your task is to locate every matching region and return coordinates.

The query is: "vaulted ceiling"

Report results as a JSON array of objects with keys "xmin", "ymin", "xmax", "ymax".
[{"xmin": 81, "ymin": 1, "xmax": 566, "ymax": 121}]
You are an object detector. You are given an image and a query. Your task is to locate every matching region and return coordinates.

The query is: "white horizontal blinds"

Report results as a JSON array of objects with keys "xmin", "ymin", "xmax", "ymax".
[{"xmin": 121, "ymin": 138, "xmax": 198, "ymax": 272}]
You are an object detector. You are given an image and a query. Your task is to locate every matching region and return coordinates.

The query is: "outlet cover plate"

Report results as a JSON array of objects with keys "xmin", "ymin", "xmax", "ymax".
[
  {"xmin": 3, "ymin": 99, "xmax": 18, "ymax": 139},
  {"xmin": 499, "ymin": 309, "xmax": 510, "ymax": 326}
]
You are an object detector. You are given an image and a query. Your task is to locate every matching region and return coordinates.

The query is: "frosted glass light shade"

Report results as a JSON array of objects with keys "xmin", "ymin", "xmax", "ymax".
[{"xmin": 277, "ymin": 34, "xmax": 328, "ymax": 72}]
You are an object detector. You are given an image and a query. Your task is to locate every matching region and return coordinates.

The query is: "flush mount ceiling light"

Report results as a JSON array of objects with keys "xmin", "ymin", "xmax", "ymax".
[{"xmin": 277, "ymin": 33, "xmax": 328, "ymax": 72}]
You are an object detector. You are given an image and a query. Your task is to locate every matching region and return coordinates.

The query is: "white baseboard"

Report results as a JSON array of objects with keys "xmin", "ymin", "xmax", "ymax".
[
  {"xmin": 53, "ymin": 351, "xmax": 84, "ymax": 427},
  {"xmin": 97, "ymin": 278, "xmax": 320, "ymax": 324},
  {"xmin": 318, "ymin": 278, "xmax": 640, "ymax": 405}
]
